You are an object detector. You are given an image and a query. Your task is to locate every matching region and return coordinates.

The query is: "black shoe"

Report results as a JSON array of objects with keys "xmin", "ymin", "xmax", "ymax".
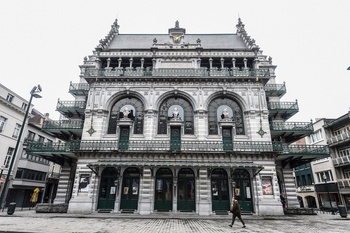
[
  {"xmin": 242, "ymin": 225, "xmax": 246, "ymax": 228},
  {"xmin": 229, "ymin": 224, "xmax": 232, "ymax": 227}
]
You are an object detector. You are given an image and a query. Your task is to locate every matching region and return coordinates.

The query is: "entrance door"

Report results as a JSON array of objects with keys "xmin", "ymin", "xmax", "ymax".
[
  {"xmin": 222, "ymin": 127, "xmax": 233, "ymax": 151},
  {"xmin": 98, "ymin": 167, "xmax": 118, "ymax": 210},
  {"xmin": 211, "ymin": 169, "xmax": 229, "ymax": 211},
  {"xmin": 120, "ymin": 167, "xmax": 140, "ymax": 210},
  {"xmin": 118, "ymin": 126, "xmax": 130, "ymax": 150},
  {"xmin": 170, "ymin": 127, "xmax": 181, "ymax": 151},
  {"xmin": 154, "ymin": 168, "xmax": 173, "ymax": 211},
  {"xmin": 232, "ymin": 169, "xmax": 253, "ymax": 212},
  {"xmin": 177, "ymin": 168, "xmax": 195, "ymax": 212}
]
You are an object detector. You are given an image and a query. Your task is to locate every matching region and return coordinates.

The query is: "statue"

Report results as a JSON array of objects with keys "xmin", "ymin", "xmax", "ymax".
[
  {"xmin": 221, "ymin": 108, "xmax": 229, "ymax": 119},
  {"xmin": 172, "ymin": 107, "xmax": 179, "ymax": 119},
  {"xmin": 123, "ymin": 107, "xmax": 130, "ymax": 118}
]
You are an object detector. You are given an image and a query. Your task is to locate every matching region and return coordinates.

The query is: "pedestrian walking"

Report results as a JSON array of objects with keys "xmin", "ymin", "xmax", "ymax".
[{"xmin": 229, "ymin": 196, "xmax": 246, "ymax": 228}]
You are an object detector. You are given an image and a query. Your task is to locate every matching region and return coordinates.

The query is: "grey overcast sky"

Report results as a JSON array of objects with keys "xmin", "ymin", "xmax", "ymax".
[{"xmin": 1, "ymin": 0, "xmax": 350, "ymax": 121}]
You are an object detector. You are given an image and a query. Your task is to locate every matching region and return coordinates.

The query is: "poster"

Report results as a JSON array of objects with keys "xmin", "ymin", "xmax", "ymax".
[
  {"xmin": 78, "ymin": 175, "xmax": 90, "ymax": 193},
  {"xmin": 262, "ymin": 177, "xmax": 273, "ymax": 195},
  {"xmin": 235, "ymin": 188, "xmax": 240, "ymax": 196}
]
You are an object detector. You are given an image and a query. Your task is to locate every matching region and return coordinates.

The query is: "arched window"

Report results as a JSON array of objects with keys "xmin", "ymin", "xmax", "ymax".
[
  {"xmin": 208, "ymin": 98, "xmax": 244, "ymax": 135},
  {"xmin": 158, "ymin": 97, "xmax": 194, "ymax": 135},
  {"xmin": 107, "ymin": 97, "xmax": 144, "ymax": 134}
]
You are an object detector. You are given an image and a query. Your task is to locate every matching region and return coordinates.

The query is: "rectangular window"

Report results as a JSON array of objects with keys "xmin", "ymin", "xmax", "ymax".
[
  {"xmin": 6, "ymin": 93, "xmax": 14, "ymax": 102},
  {"xmin": 21, "ymin": 102, "xmax": 28, "ymax": 110},
  {"xmin": 0, "ymin": 116, "xmax": 7, "ymax": 132},
  {"xmin": 27, "ymin": 131, "xmax": 36, "ymax": 141},
  {"xmin": 316, "ymin": 170, "xmax": 333, "ymax": 183},
  {"xmin": 310, "ymin": 129, "xmax": 323, "ymax": 144},
  {"xmin": 12, "ymin": 123, "xmax": 21, "ymax": 138},
  {"xmin": 3, "ymin": 147, "xmax": 14, "ymax": 168},
  {"xmin": 37, "ymin": 135, "xmax": 45, "ymax": 143},
  {"xmin": 344, "ymin": 169, "xmax": 350, "ymax": 179}
]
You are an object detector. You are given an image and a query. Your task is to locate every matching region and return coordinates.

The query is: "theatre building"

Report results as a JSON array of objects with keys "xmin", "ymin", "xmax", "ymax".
[{"xmin": 26, "ymin": 18, "xmax": 329, "ymax": 215}]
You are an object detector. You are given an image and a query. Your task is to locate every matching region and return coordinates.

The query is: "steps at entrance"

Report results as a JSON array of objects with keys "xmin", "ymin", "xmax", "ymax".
[
  {"xmin": 98, "ymin": 209, "xmax": 113, "ymax": 213},
  {"xmin": 121, "ymin": 209, "xmax": 135, "ymax": 214},
  {"xmin": 215, "ymin": 211, "xmax": 229, "ymax": 215}
]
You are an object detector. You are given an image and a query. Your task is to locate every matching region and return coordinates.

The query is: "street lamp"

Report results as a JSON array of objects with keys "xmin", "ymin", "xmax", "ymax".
[
  {"xmin": 0, "ymin": 85, "xmax": 42, "ymax": 209},
  {"xmin": 323, "ymin": 174, "xmax": 335, "ymax": 215}
]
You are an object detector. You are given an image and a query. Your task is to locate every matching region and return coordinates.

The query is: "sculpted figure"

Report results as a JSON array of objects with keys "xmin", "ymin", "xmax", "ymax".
[
  {"xmin": 123, "ymin": 107, "xmax": 130, "ymax": 118},
  {"xmin": 172, "ymin": 107, "xmax": 179, "ymax": 119}
]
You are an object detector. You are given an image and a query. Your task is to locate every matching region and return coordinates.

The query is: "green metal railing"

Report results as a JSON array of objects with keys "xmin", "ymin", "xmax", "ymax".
[
  {"xmin": 270, "ymin": 122, "xmax": 313, "ymax": 132},
  {"xmin": 56, "ymin": 100, "xmax": 86, "ymax": 110},
  {"xmin": 83, "ymin": 68, "xmax": 270, "ymax": 78},
  {"xmin": 264, "ymin": 83, "xmax": 286, "ymax": 96},
  {"xmin": 43, "ymin": 120, "xmax": 84, "ymax": 130},
  {"xmin": 25, "ymin": 140, "xmax": 329, "ymax": 156},
  {"xmin": 267, "ymin": 101, "xmax": 299, "ymax": 111},
  {"xmin": 69, "ymin": 83, "xmax": 89, "ymax": 92}
]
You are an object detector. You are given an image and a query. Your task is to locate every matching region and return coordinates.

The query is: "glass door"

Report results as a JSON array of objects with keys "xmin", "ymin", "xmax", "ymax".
[
  {"xmin": 177, "ymin": 168, "xmax": 195, "ymax": 211},
  {"xmin": 97, "ymin": 167, "xmax": 118, "ymax": 210},
  {"xmin": 154, "ymin": 168, "xmax": 173, "ymax": 211},
  {"xmin": 211, "ymin": 169, "xmax": 229, "ymax": 211},
  {"xmin": 120, "ymin": 168, "xmax": 140, "ymax": 210}
]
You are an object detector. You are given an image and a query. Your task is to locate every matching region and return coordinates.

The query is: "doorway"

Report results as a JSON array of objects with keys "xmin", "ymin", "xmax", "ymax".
[
  {"xmin": 170, "ymin": 127, "xmax": 181, "ymax": 151},
  {"xmin": 222, "ymin": 127, "xmax": 233, "ymax": 151},
  {"xmin": 154, "ymin": 168, "xmax": 173, "ymax": 211},
  {"xmin": 97, "ymin": 167, "xmax": 118, "ymax": 210},
  {"xmin": 177, "ymin": 168, "xmax": 195, "ymax": 212},
  {"xmin": 232, "ymin": 169, "xmax": 253, "ymax": 212},
  {"xmin": 120, "ymin": 167, "xmax": 140, "ymax": 210},
  {"xmin": 211, "ymin": 169, "xmax": 229, "ymax": 211}
]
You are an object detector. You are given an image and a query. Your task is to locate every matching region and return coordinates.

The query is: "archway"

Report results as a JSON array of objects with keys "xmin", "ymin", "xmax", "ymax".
[
  {"xmin": 97, "ymin": 167, "xmax": 118, "ymax": 210},
  {"xmin": 120, "ymin": 167, "xmax": 140, "ymax": 210},
  {"xmin": 177, "ymin": 168, "xmax": 195, "ymax": 212},
  {"xmin": 232, "ymin": 169, "xmax": 253, "ymax": 212},
  {"xmin": 154, "ymin": 168, "xmax": 173, "ymax": 211},
  {"xmin": 211, "ymin": 169, "xmax": 229, "ymax": 212}
]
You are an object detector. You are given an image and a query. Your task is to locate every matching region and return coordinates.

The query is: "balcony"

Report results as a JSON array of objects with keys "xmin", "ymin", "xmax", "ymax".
[
  {"xmin": 56, "ymin": 100, "xmax": 86, "ymax": 119},
  {"xmin": 327, "ymin": 130, "xmax": 350, "ymax": 147},
  {"xmin": 332, "ymin": 154, "xmax": 350, "ymax": 167},
  {"xmin": 25, "ymin": 140, "xmax": 328, "ymax": 157},
  {"xmin": 69, "ymin": 82, "xmax": 89, "ymax": 97},
  {"xmin": 337, "ymin": 178, "xmax": 350, "ymax": 189},
  {"xmin": 82, "ymin": 67, "xmax": 270, "ymax": 83},
  {"xmin": 270, "ymin": 121, "xmax": 313, "ymax": 143},
  {"xmin": 43, "ymin": 120, "xmax": 84, "ymax": 139},
  {"xmin": 268, "ymin": 101, "xmax": 299, "ymax": 120},
  {"xmin": 264, "ymin": 83, "xmax": 286, "ymax": 97}
]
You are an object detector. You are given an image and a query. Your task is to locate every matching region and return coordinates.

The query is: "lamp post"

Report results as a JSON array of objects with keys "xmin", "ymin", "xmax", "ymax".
[
  {"xmin": 0, "ymin": 85, "xmax": 42, "ymax": 209},
  {"xmin": 323, "ymin": 174, "xmax": 335, "ymax": 215}
]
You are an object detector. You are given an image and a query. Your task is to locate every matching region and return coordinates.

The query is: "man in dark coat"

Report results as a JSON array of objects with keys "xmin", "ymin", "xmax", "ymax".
[{"xmin": 229, "ymin": 196, "xmax": 246, "ymax": 228}]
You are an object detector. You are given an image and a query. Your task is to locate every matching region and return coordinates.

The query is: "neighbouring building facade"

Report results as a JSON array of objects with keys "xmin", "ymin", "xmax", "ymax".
[
  {"xmin": 294, "ymin": 118, "xmax": 339, "ymax": 210},
  {"xmin": 26, "ymin": 18, "xmax": 329, "ymax": 215},
  {"xmin": 0, "ymin": 84, "xmax": 60, "ymax": 207},
  {"xmin": 324, "ymin": 111, "xmax": 350, "ymax": 210}
]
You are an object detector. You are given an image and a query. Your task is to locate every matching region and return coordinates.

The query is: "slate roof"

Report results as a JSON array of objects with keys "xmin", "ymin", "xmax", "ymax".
[{"xmin": 107, "ymin": 34, "xmax": 247, "ymax": 50}]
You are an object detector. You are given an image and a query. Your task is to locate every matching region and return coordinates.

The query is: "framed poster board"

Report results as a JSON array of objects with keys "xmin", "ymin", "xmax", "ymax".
[{"xmin": 262, "ymin": 177, "xmax": 273, "ymax": 195}]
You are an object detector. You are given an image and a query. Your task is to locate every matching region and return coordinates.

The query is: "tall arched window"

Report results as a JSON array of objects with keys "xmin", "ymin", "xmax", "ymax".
[
  {"xmin": 107, "ymin": 97, "xmax": 144, "ymax": 134},
  {"xmin": 158, "ymin": 97, "xmax": 194, "ymax": 135},
  {"xmin": 208, "ymin": 98, "xmax": 244, "ymax": 135}
]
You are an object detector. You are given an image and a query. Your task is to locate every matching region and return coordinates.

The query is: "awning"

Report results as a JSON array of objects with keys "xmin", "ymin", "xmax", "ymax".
[{"xmin": 87, "ymin": 159, "xmax": 264, "ymax": 176}]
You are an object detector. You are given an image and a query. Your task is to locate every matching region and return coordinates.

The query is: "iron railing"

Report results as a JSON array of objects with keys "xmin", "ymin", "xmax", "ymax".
[
  {"xmin": 43, "ymin": 120, "xmax": 84, "ymax": 130},
  {"xmin": 264, "ymin": 83, "xmax": 286, "ymax": 96},
  {"xmin": 83, "ymin": 68, "xmax": 270, "ymax": 78},
  {"xmin": 270, "ymin": 122, "xmax": 313, "ymax": 132},
  {"xmin": 267, "ymin": 101, "xmax": 299, "ymax": 111},
  {"xmin": 25, "ymin": 140, "xmax": 329, "ymax": 156},
  {"xmin": 327, "ymin": 131, "xmax": 350, "ymax": 146},
  {"xmin": 56, "ymin": 100, "xmax": 86, "ymax": 110},
  {"xmin": 69, "ymin": 83, "xmax": 89, "ymax": 92}
]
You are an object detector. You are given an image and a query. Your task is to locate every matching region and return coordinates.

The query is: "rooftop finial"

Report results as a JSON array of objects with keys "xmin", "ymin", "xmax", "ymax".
[{"xmin": 175, "ymin": 20, "xmax": 179, "ymax": 28}]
